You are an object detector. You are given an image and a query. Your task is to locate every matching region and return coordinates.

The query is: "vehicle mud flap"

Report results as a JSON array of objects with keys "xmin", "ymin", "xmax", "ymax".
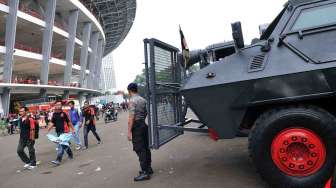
[
  {"xmin": 144, "ymin": 38, "xmax": 184, "ymax": 149},
  {"xmin": 325, "ymin": 167, "xmax": 336, "ymax": 188}
]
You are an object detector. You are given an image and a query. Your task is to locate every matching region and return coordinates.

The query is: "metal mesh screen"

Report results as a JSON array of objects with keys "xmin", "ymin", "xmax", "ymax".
[
  {"xmin": 154, "ymin": 46, "xmax": 179, "ymax": 144},
  {"xmin": 156, "ymin": 95, "xmax": 176, "ymax": 125},
  {"xmin": 153, "ymin": 46, "xmax": 178, "ymax": 127},
  {"xmin": 144, "ymin": 38, "xmax": 182, "ymax": 149},
  {"xmin": 154, "ymin": 46, "xmax": 174, "ymax": 83},
  {"xmin": 156, "ymin": 94, "xmax": 179, "ymax": 144}
]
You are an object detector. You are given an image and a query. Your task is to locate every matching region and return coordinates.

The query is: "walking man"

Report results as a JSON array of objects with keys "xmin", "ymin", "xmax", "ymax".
[
  {"xmin": 46, "ymin": 101, "xmax": 75, "ymax": 166},
  {"xmin": 82, "ymin": 101, "xmax": 101, "ymax": 149},
  {"xmin": 17, "ymin": 106, "xmax": 37, "ymax": 170},
  {"xmin": 68, "ymin": 101, "xmax": 82, "ymax": 150},
  {"xmin": 127, "ymin": 83, "xmax": 153, "ymax": 181}
]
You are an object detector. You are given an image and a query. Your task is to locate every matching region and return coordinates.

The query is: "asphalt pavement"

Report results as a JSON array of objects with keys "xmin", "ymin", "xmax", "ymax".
[{"xmin": 0, "ymin": 111, "xmax": 267, "ymax": 188}]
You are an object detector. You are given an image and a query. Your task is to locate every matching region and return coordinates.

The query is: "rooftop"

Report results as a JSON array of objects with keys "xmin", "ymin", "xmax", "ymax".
[
  {"xmin": 288, "ymin": 0, "xmax": 326, "ymax": 6},
  {"xmin": 81, "ymin": 0, "xmax": 136, "ymax": 55}
]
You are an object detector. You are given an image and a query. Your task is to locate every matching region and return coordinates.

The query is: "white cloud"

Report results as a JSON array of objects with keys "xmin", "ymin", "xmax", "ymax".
[{"xmin": 113, "ymin": 0, "xmax": 287, "ymax": 90}]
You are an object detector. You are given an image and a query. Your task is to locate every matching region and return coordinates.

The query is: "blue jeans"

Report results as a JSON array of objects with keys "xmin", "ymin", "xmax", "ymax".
[
  {"xmin": 56, "ymin": 144, "xmax": 73, "ymax": 162},
  {"xmin": 73, "ymin": 122, "xmax": 81, "ymax": 146}
]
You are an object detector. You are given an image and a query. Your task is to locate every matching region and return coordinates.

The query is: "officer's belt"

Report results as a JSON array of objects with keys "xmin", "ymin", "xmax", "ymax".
[{"xmin": 134, "ymin": 119, "xmax": 145, "ymax": 124}]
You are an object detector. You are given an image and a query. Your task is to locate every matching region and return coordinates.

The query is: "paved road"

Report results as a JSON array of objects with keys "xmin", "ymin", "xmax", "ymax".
[{"xmin": 0, "ymin": 111, "xmax": 267, "ymax": 188}]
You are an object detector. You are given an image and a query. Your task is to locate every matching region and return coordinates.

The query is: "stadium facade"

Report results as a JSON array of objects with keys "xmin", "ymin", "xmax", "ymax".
[{"xmin": 0, "ymin": 0, "xmax": 136, "ymax": 115}]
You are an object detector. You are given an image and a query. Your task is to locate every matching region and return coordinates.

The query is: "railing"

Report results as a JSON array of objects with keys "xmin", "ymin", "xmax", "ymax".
[
  {"xmin": 0, "ymin": 1, "xmax": 98, "ymax": 44},
  {"xmin": 19, "ymin": 6, "xmax": 43, "ymax": 20},
  {"xmin": 51, "ymin": 52, "xmax": 65, "ymax": 60},
  {"xmin": 0, "ymin": 38, "xmax": 4, "ymax": 46},
  {"xmin": 54, "ymin": 21, "xmax": 67, "ymax": 32},
  {"xmin": 0, "ymin": 38, "xmax": 42, "ymax": 54},
  {"xmin": 14, "ymin": 42, "xmax": 42, "ymax": 54},
  {"xmin": 14, "ymin": 79, "xmax": 57, "ymax": 86},
  {"xmin": 48, "ymin": 80, "xmax": 59, "ymax": 86},
  {"xmin": 73, "ymin": 59, "xmax": 80, "ymax": 66},
  {"xmin": 12, "ymin": 78, "xmax": 79, "ymax": 88},
  {"xmin": 0, "ymin": 0, "xmax": 7, "ymax": 5},
  {"xmin": 0, "ymin": 78, "xmax": 80, "ymax": 88},
  {"xmin": 1, "ymin": 39, "xmax": 70, "ymax": 64},
  {"xmin": 69, "ymin": 83, "xmax": 80, "ymax": 87},
  {"xmin": 13, "ymin": 78, "xmax": 37, "ymax": 84}
]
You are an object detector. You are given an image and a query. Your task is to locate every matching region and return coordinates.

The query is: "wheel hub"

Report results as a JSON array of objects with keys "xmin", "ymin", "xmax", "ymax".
[{"xmin": 271, "ymin": 128, "xmax": 326, "ymax": 177}]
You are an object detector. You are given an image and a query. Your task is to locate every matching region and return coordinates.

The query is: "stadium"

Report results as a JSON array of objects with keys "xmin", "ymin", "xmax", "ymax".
[{"xmin": 0, "ymin": 0, "xmax": 136, "ymax": 115}]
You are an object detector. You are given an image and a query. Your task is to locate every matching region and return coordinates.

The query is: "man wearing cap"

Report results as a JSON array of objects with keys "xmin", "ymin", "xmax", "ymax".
[{"xmin": 127, "ymin": 83, "xmax": 153, "ymax": 181}]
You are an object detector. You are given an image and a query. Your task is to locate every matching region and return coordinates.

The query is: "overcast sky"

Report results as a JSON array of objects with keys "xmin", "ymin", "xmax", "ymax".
[{"xmin": 112, "ymin": 0, "xmax": 288, "ymax": 91}]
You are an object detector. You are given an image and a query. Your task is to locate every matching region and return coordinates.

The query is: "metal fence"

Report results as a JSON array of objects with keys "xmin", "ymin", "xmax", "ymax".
[{"xmin": 144, "ymin": 38, "xmax": 183, "ymax": 149}]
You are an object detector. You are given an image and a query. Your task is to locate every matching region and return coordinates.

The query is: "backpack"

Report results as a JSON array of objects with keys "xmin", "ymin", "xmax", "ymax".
[
  {"xmin": 29, "ymin": 118, "xmax": 39, "ymax": 139},
  {"xmin": 61, "ymin": 112, "xmax": 70, "ymax": 133},
  {"xmin": 34, "ymin": 120, "xmax": 39, "ymax": 139}
]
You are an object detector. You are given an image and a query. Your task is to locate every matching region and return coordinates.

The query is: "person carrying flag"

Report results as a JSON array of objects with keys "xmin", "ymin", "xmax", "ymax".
[{"xmin": 46, "ymin": 101, "xmax": 75, "ymax": 166}]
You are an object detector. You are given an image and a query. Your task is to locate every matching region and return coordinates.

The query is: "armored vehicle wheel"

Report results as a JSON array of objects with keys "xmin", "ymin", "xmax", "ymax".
[
  {"xmin": 330, "ymin": 166, "xmax": 336, "ymax": 188},
  {"xmin": 249, "ymin": 106, "xmax": 336, "ymax": 188}
]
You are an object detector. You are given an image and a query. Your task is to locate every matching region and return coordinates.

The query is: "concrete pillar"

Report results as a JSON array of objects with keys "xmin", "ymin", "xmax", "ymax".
[
  {"xmin": 87, "ymin": 94, "xmax": 93, "ymax": 104},
  {"xmin": 63, "ymin": 90, "xmax": 70, "ymax": 100},
  {"xmin": 3, "ymin": 0, "xmax": 19, "ymax": 83},
  {"xmin": 94, "ymin": 40, "xmax": 103, "ymax": 90},
  {"xmin": 39, "ymin": 88, "xmax": 47, "ymax": 99},
  {"xmin": 40, "ymin": 0, "xmax": 57, "ymax": 85},
  {"xmin": 79, "ymin": 23, "xmax": 92, "ymax": 88},
  {"xmin": 96, "ymin": 44, "xmax": 104, "ymax": 78},
  {"xmin": 2, "ymin": 0, "xmax": 19, "ymax": 116},
  {"xmin": 78, "ymin": 92, "xmax": 85, "ymax": 108},
  {"xmin": 63, "ymin": 9, "xmax": 79, "ymax": 86},
  {"xmin": 87, "ymin": 32, "xmax": 99, "ymax": 89},
  {"xmin": 1, "ymin": 88, "xmax": 10, "ymax": 116}
]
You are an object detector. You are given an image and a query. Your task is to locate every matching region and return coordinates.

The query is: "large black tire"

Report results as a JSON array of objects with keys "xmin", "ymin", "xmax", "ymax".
[
  {"xmin": 331, "ymin": 167, "xmax": 336, "ymax": 188},
  {"xmin": 249, "ymin": 105, "xmax": 336, "ymax": 188}
]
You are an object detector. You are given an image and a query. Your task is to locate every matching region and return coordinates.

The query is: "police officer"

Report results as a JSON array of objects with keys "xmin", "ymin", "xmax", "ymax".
[{"xmin": 127, "ymin": 83, "xmax": 153, "ymax": 181}]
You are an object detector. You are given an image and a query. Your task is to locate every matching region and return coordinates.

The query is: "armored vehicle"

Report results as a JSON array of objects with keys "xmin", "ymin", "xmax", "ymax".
[{"xmin": 144, "ymin": 0, "xmax": 336, "ymax": 187}]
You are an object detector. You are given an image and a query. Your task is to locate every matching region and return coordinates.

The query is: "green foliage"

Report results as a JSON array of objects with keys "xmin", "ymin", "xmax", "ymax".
[{"xmin": 133, "ymin": 69, "xmax": 146, "ymax": 85}]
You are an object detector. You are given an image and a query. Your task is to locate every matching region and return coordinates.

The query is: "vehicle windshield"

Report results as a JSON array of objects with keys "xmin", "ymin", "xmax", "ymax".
[{"xmin": 260, "ymin": 6, "xmax": 287, "ymax": 40}]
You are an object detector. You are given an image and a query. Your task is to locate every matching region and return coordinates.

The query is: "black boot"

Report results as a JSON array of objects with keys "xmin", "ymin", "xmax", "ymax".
[
  {"xmin": 139, "ymin": 167, "xmax": 154, "ymax": 175},
  {"xmin": 134, "ymin": 171, "xmax": 150, "ymax": 182},
  {"xmin": 148, "ymin": 167, "xmax": 154, "ymax": 175}
]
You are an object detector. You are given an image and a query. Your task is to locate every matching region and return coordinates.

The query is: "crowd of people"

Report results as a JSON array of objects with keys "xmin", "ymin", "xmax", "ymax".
[
  {"xmin": 2, "ymin": 82, "xmax": 153, "ymax": 182},
  {"xmin": 16, "ymin": 100, "xmax": 104, "ymax": 169},
  {"xmin": 0, "ymin": 100, "xmax": 128, "ymax": 137},
  {"xmin": 0, "ymin": 109, "xmax": 52, "ymax": 136}
]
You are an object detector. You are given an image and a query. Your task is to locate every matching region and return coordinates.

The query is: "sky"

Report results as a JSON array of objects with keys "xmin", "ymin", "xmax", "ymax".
[{"xmin": 112, "ymin": 0, "xmax": 288, "ymax": 91}]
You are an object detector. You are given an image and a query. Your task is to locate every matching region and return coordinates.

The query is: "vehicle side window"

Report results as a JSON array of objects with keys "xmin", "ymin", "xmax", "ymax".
[{"xmin": 292, "ymin": 4, "xmax": 336, "ymax": 31}]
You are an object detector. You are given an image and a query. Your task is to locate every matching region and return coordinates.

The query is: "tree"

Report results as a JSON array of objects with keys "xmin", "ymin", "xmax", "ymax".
[
  {"xmin": 133, "ymin": 68, "xmax": 146, "ymax": 85},
  {"xmin": 133, "ymin": 68, "xmax": 148, "ymax": 97}
]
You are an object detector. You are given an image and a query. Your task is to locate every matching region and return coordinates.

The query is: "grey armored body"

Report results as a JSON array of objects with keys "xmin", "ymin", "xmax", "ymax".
[{"xmin": 144, "ymin": 0, "xmax": 336, "ymax": 187}]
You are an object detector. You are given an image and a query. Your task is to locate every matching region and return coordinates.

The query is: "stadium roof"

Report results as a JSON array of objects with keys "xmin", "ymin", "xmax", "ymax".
[
  {"xmin": 288, "ymin": 0, "xmax": 325, "ymax": 6},
  {"xmin": 82, "ymin": 0, "xmax": 137, "ymax": 55}
]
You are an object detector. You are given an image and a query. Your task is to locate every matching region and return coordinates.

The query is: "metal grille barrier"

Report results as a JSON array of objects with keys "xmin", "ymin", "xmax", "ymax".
[{"xmin": 144, "ymin": 38, "xmax": 183, "ymax": 149}]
